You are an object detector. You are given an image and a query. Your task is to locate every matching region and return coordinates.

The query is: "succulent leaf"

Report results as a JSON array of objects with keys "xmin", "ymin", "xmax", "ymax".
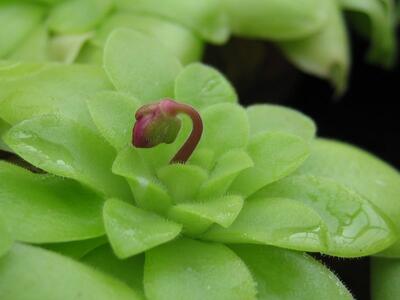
[
  {"xmin": 230, "ymin": 132, "xmax": 310, "ymax": 197},
  {"xmin": 246, "ymin": 104, "xmax": 316, "ymax": 142},
  {"xmin": 104, "ymin": 28, "xmax": 182, "ymax": 102},
  {"xmin": 82, "ymin": 244, "xmax": 145, "ymax": 297},
  {"xmin": 371, "ymin": 257, "xmax": 400, "ymax": 299},
  {"xmin": 0, "ymin": 214, "xmax": 12, "ymax": 258},
  {"xmin": 0, "ymin": 243, "xmax": 143, "ymax": 300},
  {"xmin": 114, "ymin": 0, "xmax": 230, "ymax": 44},
  {"xmin": 175, "ymin": 63, "xmax": 238, "ymax": 109},
  {"xmin": 0, "ymin": 2, "xmax": 44, "ymax": 57},
  {"xmin": 87, "ymin": 91, "xmax": 140, "ymax": 150},
  {"xmin": 94, "ymin": 13, "xmax": 204, "ymax": 65},
  {"xmin": 4, "ymin": 115, "xmax": 132, "ymax": 201},
  {"xmin": 298, "ymin": 138, "xmax": 400, "ymax": 257},
  {"xmin": 232, "ymin": 244, "xmax": 353, "ymax": 299},
  {"xmin": 0, "ymin": 161, "xmax": 105, "ymax": 243},
  {"xmin": 48, "ymin": 0, "xmax": 114, "ymax": 34},
  {"xmin": 103, "ymin": 199, "xmax": 182, "ymax": 258},
  {"xmin": 143, "ymin": 238, "xmax": 257, "ymax": 300},
  {"xmin": 222, "ymin": 0, "xmax": 331, "ymax": 40},
  {"xmin": 253, "ymin": 175, "xmax": 397, "ymax": 257}
]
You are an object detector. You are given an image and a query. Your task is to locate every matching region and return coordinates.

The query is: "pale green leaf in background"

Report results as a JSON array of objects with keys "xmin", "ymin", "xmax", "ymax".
[
  {"xmin": 279, "ymin": 0, "xmax": 350, "ymax": 93},
  {"xmin": 222, "ymin": 0, "xmax": 330, "ymax": 40},
  {"xmin": 7, "ymin": 25, "xmax": 48, "ymax": 62},
  {"xmin": 104, "ymin": 28, "xmax": 182, "ymax": 102},
  {"xmin": 339, "ymin": 0, "xmax": 397, "ymax": 67},
  {"xmin": 48, "ymin": 33, "xmax": 93, "ymax": 64},
  {"xmin": 0, "ymin": 2, "xmax": 44, "ymax": 57},
  {"xmin": 94, "ymin": 13, "xmax": 204, "ymax": 65},
  {"xmin": 48, "ymin": 0, "xmax": 114, "ymax": 34},
  {"xmin": 175, "ymin": 63, "xmax": 238, "ymax": 110},
  {"xmin": 115, "ymin": 0, "xmax": 229, "ymax": 44}
]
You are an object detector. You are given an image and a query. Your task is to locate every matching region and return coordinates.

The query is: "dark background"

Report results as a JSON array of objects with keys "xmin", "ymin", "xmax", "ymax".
[{"xmin": 205, "ymin": 25, "xmax": 399, "ymax": 300}]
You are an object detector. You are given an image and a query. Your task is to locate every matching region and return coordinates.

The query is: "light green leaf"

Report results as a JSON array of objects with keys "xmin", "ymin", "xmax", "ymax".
[
  {"xmin": 144, "ymin": 238, "xmax": 257, "ymax": 300},
  {"xmin": 0, "ymin": 63, "xmax": 112, "ymax": 130},
  {"xmin": 115, "ymin": 0, "xmax": 229, "ymax": 44},
  {"xmin": 0, "ymin": 61, "xmax": 45, "ymax": 81},
  {"xmin": 203, "ymin": 197, "xmax": 328, "ymax": 252},
  {"xmin": 48, "ymin": 0, "xmax": 114, "ymax": 34},
  {"xmin": 298, "ymin": 138, "xmax": 400, "ymax": 256},
  {"xmin": 94, "ymin": 12, "xmax": 204, "ymax": 65},
  {"xmin": 82, "ymin": 244, "xmax": 145, "ymax": 297},
  {"xmin": 253, "ymin": 175, "xmax": 396, "ymax": 257},
  {"xmin": 0, "ymin": 214, "xmax": 12, "ymax": 257},
  {"xmin": 112, "ymin": 147, "xmax": 173, "ymax": 214},
  {"xmin": 188, "ymin": 148, "xmax": 215, "ymax": 171},
  {"xmin": 222, "ymin": 0, "xmax": 330, "ymax": 40},
  {"xmin": 0, "ymin": 2, "xmax": 44, "ymax": 57},
  {"xmin": 232, "ymin": 244, "xmax": 353, "ymax": 300},
  {"xmin": 0, "ymin": 119, "xmax": 11, "ymax": 152},
  {"xmin": 48, "ymin": 33, "xmax": 92, "ymax": 64},
  {"xmin": 200, "ymin": 103, "xmax": 249, "ymax": 156},
  {"xmin": 157, "ymin": 164, "xmax": 208, "ymax": 203},
  {"xmin": 4, "ymin": 115, "xmax": 132, "ymax": 201},
  {"xmin": 339, "ymin": 0, "xmax": 397, "ymax": 67},
  {"xmin": 371, "ymin": 257, "xmax": 400, "ymax": 299},
  {"xmin": 175, "ymin": 63, "xmax": 238, "ymax": 109},
  {"xmin": 246, "ymin": 104, "xmax": 316, "ymax": 141},
  {"xmin": 87, "ymin": 91, "xmax": 140, "ymax": 150},
  {"xmin": 279, "ymin": 0, "xmax": 350, "ymax": 93},
  {"xmin": 230, "ymin": 132, "xmax": 310, "ymax": 197},
  {"xmin": 104, "ymin": 28, "xmax": 182, "ymax": 102},
  {"xmin": 7, "ymin": 25, "xmax": 48, "ymax": 62},
  {"xmin": 0, "ymin": 243, "xmax": 142, "ymax": 300},
  {"xmin": 103, "ymin": 199, "xmax": 182, "ymax": 258},
  {"xmin": 171, "ymin": 195, "xmax": 244, "ymax": 229},
  {"xmin": 0, "ymin": 161, "xmax": 105, "ymax": 243},
  {"xmin": 43, "ymin": 236, "xmax": 108, "ymax": 259},
  {"xmin": 76, "ymin": 43, "xmax": 104, "ymax": 65},
  {"xmin": 198, "ymin": 149, "xmax": 253, "ymax": 198}
]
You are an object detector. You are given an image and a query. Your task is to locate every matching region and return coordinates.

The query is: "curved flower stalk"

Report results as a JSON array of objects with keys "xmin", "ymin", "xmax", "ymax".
[
  {"xmin": 1, "ymin": 28, "xmax": 400, "ymax": 299},
  {"xmin": 0, "ymin": 0, "xmax": 397, "ymax": 92}
]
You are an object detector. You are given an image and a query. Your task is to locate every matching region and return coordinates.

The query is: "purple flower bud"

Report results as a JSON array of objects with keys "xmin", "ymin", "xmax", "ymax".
[{"xmin": 132, "ymin": 99, "xmax": 203, "ymax": 164}]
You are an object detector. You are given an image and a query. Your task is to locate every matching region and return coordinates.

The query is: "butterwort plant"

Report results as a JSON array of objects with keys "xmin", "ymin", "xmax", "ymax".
[
  {"xmin": 0, "ymin": 29, "xmax": 400, "ymax": 299},
  {"xmin": 0, "ymin": 0, "xmax": 397, "ymax": 93}
]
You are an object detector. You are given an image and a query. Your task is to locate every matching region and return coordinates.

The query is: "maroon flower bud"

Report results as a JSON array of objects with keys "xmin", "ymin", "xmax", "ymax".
[{"xmin": 132, "ymin": 99, "xmax": 203, "ymax": 164}]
